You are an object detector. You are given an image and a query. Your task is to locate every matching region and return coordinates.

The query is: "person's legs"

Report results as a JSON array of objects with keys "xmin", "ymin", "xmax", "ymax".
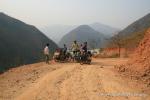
[
  {"xmin": 73, "ymin": 51, "xmax": 76, "ymax": 61},
  {"xmin": 45, "ymin": 55, "xmax": 47, "ymax": 63},
  {"xmin": 45, "ymin": 54, "xmax": 49, "ymax": 64}
]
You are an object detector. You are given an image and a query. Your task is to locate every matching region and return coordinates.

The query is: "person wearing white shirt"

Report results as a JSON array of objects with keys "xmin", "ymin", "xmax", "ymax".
[{"xmin": 44, "ymin": 43, "xmax": 50, "ymax": 64}]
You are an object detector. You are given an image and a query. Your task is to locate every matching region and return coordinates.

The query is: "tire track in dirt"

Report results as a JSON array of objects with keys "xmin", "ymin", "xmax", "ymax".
[
  {"xmin": 59, "ymin": 66, "xmax": 89, "ymax": 100},
  {"xmin": 16, "ymin": 64, "xmax": 77, "ymax": 100},
  {"xmin": 59, "ymin": 65, "xmax": 109, "ymax": 100}
]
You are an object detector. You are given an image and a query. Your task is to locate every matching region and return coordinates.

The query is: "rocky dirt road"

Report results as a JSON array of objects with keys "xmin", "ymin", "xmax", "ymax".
[{"xmin": 0, "ymin": 58, "xmax": 149, "ymax": 100}]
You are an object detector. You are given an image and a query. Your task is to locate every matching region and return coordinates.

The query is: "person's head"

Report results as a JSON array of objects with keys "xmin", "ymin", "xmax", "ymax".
[
  {"xmin": 84, "ymin": 42, "xmax": 87, "ymax": 45},
  {"xmin": 64, "ymin": 44, "xmax": 66, "ymax": 47},
  {"xmin": 57, "ymin": 48, "xmax": 60, "ymax": 52},
  {"xmin": 46, "ymin": 43, "xmax": 49, "ymax": 46},
  {"xmin": 56, "ymin": 48, "xmax": 59, "ymax": 52},
  {"xmin": 74, "ymin": 40, "xmax": 77, "ymax": 44}
]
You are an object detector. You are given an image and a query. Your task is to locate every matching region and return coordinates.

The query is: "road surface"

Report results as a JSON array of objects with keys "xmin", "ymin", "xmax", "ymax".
[{"xmin": 0, "ymin": 58, "xmax": 149, "ymax": 100}]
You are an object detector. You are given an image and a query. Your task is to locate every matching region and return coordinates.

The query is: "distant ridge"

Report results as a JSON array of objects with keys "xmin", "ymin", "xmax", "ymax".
[
  {"xmin": 59, "ymin": 25, "xmax": 106, "ymax": 49},
  {"xmin": 41, "ymin": 23, "xmax": 119, "ymax": 43},
  {"xmin": 108, "ymin": 13, "xmax": 150, "ymax": 48},
  {"xmin": 118, "ymin": 13, "xmax": 150, "ymax": 37},
  {"xmin": 90, "ymin": 22, "xmax": 120, "ymax": 37}
]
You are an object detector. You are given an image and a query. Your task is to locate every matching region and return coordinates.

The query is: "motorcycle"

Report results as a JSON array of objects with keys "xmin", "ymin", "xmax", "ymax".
[
  {"xmin": 73, "ymin": 50, "xmax": 81, "ymax": 63},
  {"xmin": 71, "ymin": 50, "xmax": 92, "ymax": 64},
  {"xmin": 53, "ymin": 48, "xmax": 70, "ymax": 62},
  {"xmin": 53, "ymin": 49, "xmax": 92, "ymax": 64},
  {"xmin": 80, "ymin": 51, "xmax": 92, "ymax": 65}
]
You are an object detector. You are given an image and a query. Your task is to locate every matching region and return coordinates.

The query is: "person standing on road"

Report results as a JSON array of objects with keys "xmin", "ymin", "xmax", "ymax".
[
  {"xmin": 63, "ymin": 44, "xmax": 67, "ymax": 55},
  {"xmin": 71, "ymin": 40, "xmax": 79, "ymax": 55},
  {"xmin": 82, "ymin": 42, "xmax": 88, "ymax": 53},
  {"xmin": 71, "ymin": 40, "xmax": 80, "ymax": 61},
  {"xmin": 80, "ymin": 44, "xmax": 83, "ymax": 52},
  {"xmin": 44, "ymin": 43, "xmax": 50, "ymax": 64}
]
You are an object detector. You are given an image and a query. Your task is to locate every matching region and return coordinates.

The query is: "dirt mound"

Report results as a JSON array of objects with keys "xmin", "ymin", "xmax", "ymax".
[{"xmin": 119, "ymin": 28, "xmax": 150, "ymax": 84}]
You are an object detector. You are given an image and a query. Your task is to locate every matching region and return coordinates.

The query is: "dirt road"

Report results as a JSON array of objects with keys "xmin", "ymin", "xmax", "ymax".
[{"xmin": 0, "ymin": 58, "xmax": 149, "ymax": 100}]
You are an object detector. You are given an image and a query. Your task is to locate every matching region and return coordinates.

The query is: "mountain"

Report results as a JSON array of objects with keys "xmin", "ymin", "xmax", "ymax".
[
  {"xmin": 59, "ymin": 25, "xmax": 106, "ymax": 49},
  {"xmin": 40, "ymin": 25, "xmax": 76, "ymax": 43},
  {"xmin": 41, "ymin": 23, "xmax": 119, "ymax": 44},
  {"xmin": 108, "ymin": 13, "xmax": 150, "ymax": 48},
  {"xmin": 90, "ymin": 23, "xmax": 120, "ymax": 37},
  {"xmin": 0, "ymin": 13, "xmax": 58, "ymax": 72},
  {"xmin": 118, "ymin": 13, "xmax": 150, "ymax": 37}
]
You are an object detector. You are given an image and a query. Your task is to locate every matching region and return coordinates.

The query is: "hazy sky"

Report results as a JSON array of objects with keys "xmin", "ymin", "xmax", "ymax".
[{"xmin": 0, "ymin": 0, "xmax": 150, "ymax": 29}]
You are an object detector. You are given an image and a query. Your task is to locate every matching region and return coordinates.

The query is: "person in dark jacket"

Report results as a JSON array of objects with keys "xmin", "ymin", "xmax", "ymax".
[
  {"xmin": 82, "ymin": 42, "xmax": 87, "ymax": 53},
  {"xmin": 63, "ymin": 44, "xmax": 67, "ymax": 55}
]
